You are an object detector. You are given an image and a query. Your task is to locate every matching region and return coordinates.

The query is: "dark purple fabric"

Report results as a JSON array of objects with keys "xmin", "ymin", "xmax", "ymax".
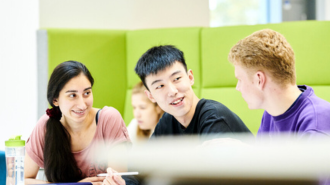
[{"xmin": 257, "ymin": 85, "xmax": 330, "ymax": 139}]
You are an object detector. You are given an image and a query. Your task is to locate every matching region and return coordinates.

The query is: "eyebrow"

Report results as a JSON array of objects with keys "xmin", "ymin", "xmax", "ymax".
[
  {"xmin": 150, "ymin": 70, "xmax": 182, "ymax": 86},
  {"xmin": 65, "ymin": 87, "xmax": 92, "ymax": 93}
]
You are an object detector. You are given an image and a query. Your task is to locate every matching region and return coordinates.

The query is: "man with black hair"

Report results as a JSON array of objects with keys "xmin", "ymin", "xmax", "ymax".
[{"xmin": 135, "ymin": 45, "xmax": 251, "ymax": 137}]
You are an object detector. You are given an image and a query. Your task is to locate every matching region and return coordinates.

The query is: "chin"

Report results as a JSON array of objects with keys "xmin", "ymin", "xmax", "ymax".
[
  {"xmin": 247, "ymin": 104, "xmax": 259, "ymax": 110},
  {"xmin": 139, "ymin": 126, "xmax": 149, "ymax": 130}
]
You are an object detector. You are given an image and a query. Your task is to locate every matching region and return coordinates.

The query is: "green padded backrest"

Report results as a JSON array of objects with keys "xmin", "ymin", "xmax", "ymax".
[
  {"xmin": 46, "ymin": 29, "xmax": 127, "ymax": 115},
  {"xmin": 201, "ymin": 21, "xmax": 330, "ymax": 135},
  {"xmin": 124, "ymin": 27, "xmax": 202, "ymax": 125}
]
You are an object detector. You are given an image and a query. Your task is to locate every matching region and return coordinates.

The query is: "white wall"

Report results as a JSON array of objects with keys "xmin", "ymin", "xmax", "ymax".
[
  {"xmin": 316, "ymin": 0, "xmax": 330, "ymax": 20},
  {"xmin": 326, "ymin": 0, "xmax": 330, "ymax": 20},
  {"xmin": 39, "ymin": 0, "xmax": 209, "ymax": 29},
  {"xmin": 0, "ymin": 0, "xmax": 39, "ymax": 150}
]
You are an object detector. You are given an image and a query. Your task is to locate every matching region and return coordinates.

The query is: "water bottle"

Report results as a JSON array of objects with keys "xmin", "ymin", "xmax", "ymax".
[{"xmin": 5, "ymin": 135, "xmax": 25, "ymax": 185}]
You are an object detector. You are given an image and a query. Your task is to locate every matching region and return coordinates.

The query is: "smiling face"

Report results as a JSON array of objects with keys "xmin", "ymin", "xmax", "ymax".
[
  {"xmin": 144, "ymin": 61, "xmax": 197, "ymax": 122},
  {"xmin": 234, "ymin": 64, "xmax": 263, "ymax": 109},
  {"xmin": 131, "ymin": 93, "xmax": 161, "ymax": 130},
  {"xmin": 53, "ymin": 73, "xmax": 93, "ymax": 124}
]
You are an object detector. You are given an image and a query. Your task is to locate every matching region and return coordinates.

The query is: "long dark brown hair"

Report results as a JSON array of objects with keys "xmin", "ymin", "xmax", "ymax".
[{"xmin": 44, "ymin": 61, "xmax": 94, "ymax": 182}]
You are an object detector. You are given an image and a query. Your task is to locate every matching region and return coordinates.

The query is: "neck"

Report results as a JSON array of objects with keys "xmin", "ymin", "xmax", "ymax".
[
  {"xmin": 264, "ymin": 84, "xmax": 302, "ymax": 116},
  {"xmin": 175, "ymin": 95, "xmax": 200, "ymax": 128}
]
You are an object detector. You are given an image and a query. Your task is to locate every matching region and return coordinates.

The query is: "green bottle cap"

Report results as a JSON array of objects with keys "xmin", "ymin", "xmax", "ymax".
[{"xmin": 5, "ymin": 135, "xmax": 25, "ymax": 147}]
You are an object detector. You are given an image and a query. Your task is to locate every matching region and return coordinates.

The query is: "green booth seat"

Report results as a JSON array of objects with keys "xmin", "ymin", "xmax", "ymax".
[
  {"xmin": 38, "ymin": 29, "xmax": 127, "ymax": 119},
  {"xmin": 37, "ymin": 21, "xmax": 330, "ymax": 136}
]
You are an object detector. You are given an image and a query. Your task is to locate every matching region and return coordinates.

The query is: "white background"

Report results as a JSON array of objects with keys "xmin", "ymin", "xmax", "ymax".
[{"xmin": 0, "ymin": 0, "xmax": 38, "ymax": 150}]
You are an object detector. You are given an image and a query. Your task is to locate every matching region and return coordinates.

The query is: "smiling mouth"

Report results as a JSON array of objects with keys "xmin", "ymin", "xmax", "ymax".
[
  {"xmin": 72, "ymin": 110, "xmax": 85, "ymax": 114},
  {"xmin": 170, "ymin": 97, "xmax": 184, "ymax": 105}
]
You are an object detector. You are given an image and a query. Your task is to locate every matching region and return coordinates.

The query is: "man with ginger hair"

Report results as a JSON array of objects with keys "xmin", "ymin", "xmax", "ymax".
[{"xmin": 228, "ymin": 29, "xmax": 330, "ymax": 139}]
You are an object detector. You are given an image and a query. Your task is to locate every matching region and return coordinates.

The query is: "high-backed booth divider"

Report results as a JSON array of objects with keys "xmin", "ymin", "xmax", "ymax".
[{"xmin": 37, "ymin": 21, "xmax": 330, "ymax": 135}]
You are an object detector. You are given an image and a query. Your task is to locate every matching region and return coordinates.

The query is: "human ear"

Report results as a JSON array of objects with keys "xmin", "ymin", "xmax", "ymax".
[
  {"xmin": 255, "ymin": 71, "xmax": 266, "ymax": 90},
  {"xmin": 188, "ymin": 69, "xmax": 194, "ymax": 86},
  {"xmin": 144, "ymin": 90, "xmax": 156, "ymax": 103},
  {"xmin": 53, "ymin": 98, "xmax": 59, "ymax": 106}
]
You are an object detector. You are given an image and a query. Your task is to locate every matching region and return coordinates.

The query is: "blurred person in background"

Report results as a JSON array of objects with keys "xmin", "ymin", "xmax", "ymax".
[{"xmin": 127, "ymin": 81, "xmax": 163, "ymax": 144}]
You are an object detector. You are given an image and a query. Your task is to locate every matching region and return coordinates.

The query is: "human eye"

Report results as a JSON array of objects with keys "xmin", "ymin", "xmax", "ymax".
[
  {"xmin": 155, "ymin": 84, "xmax": 163, "ymax": 90},
  {"xmin": 140, "ymin": 106, "xmax": 146, "ymax": 110},
  {"xmin": 69, "ymin": 94, "xmax": 76, "ymax": 98},
  {"xmin": 84, "ymin": 90, "xmax": 91, "ymax": 96},
  {"xmin": 174, "ymin": 76, "xmax": 181, "ymax": 81}
]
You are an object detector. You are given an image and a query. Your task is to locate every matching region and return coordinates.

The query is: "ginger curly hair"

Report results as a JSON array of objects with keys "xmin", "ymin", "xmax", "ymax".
[{"xmin": 228, "ymin": 29, "xmax": 296, "ymax": 86}]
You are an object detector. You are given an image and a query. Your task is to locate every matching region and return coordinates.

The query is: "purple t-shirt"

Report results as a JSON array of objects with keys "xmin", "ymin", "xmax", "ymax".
[{"xmin": 257, "ymin": 85, "xmax": 330, "ymax": 139}]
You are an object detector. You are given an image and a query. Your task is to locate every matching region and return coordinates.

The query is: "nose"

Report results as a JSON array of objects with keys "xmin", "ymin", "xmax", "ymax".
[
  {"xmin": 167, "ymin": 83, "xmax": 178, "ymax": 97},
  {"xmin": 236, "ymin": 82, "xmax": 240, "ymax": 91},
  {"xmin": 77, "ymin": 96, "xmax": 87, "ymax": 109}
]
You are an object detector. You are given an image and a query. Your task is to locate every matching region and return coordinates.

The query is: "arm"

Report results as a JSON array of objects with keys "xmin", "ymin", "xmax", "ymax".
[
  {"xmin": 24, "ymin": 152, "xmax": 48, "ymax": 184},
  {"xmin": 199, "ymin": 104, "xmax": 251, "ymax": 135},
  {"xmin": 200, "ymin": 114, "xmax": 233, "ymax": 135}
]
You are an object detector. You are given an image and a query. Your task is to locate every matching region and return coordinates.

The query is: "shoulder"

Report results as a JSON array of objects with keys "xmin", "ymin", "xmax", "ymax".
[
  {"xmin": 127, "ymin": 119, "xmax": 138, "ymax": 142},
  {"xmin": 98, "ymin": 106, "xmax": 125, "ymax": 130},
  {"xmin": 25, "ymin": 114, "xmax": 49, "ymax": 167},
  {"xmin": 100, "ymin": 106, "xmax": 121, "ymax": 117},
  {"xmin": 258, "ymin": 111, "xmax": 272, "ymax": 132},
  {"xmin": 197, "ymin": 99, "xmax": 234, "ymax": 117},
  {"xmin": 297, "ymin": 92, "xmax": 330, "ymax": 131},
  {"xmin": 299, "ymin": 87, "xmax": 330, "ymax": 118},
  {"xmin": 27, "ymin": 114, "xmax": 49, "ymax": 138},
  {"xmin": 35, "ymin": 114, "xmax": 50, "ymax": 132},
  {"xmin": 127, "ymin": 119, "xmax": 138, "ymax": 133},
  {"xmin": 99, "ymin": 106, "xmax": 122, "ymax": 119},
  {"xmin": 157, "ymin": 113, "xmax": 173, "ymax": 125},
  {"xmin": 97, "ymin": 106, "xmax": 130, "ymax": 141},
  {"xmin": 153, "ymin": 113, "xmax": 174, "ymax": 135}
]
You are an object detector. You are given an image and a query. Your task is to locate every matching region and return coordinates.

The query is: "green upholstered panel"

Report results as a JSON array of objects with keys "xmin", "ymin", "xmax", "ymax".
[
  {"xmin": 126, "ymin": 27, "xmax": 202, "ymax": 93},
  {"xmin": 201, "ymin": 88, "xmax": 264, "ymax": 135},
  {"xmin": 201, "ymin": 21, "xmax": 330, "ymax": 88},
  {"xmin": 46, "ymin": 29, "xmax": 127, "ymax": 115},
  {"xmin": 311, "ymin": 86, "xmax": 330, "ymax": 103},
  {"xmin": 286, "ymin": 22, "xmax": 330, "ymax": 85},
  {"xmin": 123, "ymin": 89, "xmax": 133, "ymax": 126}
]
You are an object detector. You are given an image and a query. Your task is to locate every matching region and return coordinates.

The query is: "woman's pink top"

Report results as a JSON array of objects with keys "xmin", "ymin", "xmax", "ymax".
[{"xmin": 26, "ymin": 106, "xmax": 130, "ymax": 177}]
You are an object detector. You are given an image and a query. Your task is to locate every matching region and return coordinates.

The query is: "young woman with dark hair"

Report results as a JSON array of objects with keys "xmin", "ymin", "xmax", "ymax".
[{"xmin": 24, "ymin": 61, "xmax": 131, "ymax": 185}]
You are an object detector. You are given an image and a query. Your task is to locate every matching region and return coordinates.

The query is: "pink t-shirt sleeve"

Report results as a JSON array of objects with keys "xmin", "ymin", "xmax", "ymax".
[
  {"xmin": 25, "ymin": 114, "xmax": 48, "ymax": 168},
  {"xmin": 98, "ymin": 106, "xmax": 130, "ymax": 144}
]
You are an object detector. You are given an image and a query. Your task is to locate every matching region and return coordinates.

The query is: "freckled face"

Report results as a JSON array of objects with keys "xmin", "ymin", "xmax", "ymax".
[
  {"xmin": 53, "ymin": 73, "xmax": 93, "ymax": 124},
  {"xmin": 234, "ymin": 64, "xmax": 262, "ymax": 109}
]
